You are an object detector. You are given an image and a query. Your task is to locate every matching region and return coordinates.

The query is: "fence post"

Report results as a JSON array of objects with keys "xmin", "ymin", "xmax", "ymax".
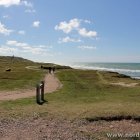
[
  {"xmin": 36, "ymin": 84, "xmax": 41, "ymax": 104},
  {"xmin": 41, "ymin": 81, "xmax": 45, "ymax": 101},
  {"xmin": 36, "ymin": 81, "xmax": 46, "ymax": 104}
]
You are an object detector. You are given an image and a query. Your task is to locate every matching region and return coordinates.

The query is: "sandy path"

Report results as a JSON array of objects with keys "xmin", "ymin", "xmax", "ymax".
[
  {"xmin": 0, "ymin": 74, "xmax": 62, "ymax": 101},
  {"xmin": 110, "ymin": 82, "xmax": 138, "ymax": 87}
]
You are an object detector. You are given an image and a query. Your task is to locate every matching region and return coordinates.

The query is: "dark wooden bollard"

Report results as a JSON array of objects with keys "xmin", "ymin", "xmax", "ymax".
[
  {"xmin": 41, "ymin": 81, "xmax": 45, "ymax": 101},
  {"xmin": 36, "ymin": 84, "xmax": 41, "ymax": 104},
  {"xmin": 36, "ymin": 81, "xmax": 46, "ymax": 104}
]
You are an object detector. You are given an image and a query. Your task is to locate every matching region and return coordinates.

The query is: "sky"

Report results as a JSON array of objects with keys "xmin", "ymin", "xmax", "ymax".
[{"xmin": 0, "ymin": 0, "xmax": 140, "ymax": 64}]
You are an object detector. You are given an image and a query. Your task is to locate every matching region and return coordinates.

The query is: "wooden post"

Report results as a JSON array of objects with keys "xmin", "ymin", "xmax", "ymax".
[
  {"xmin": 41, "ymin": 81, "xmax": 44, "ymax": 101},
  {"xmin": 36, "ymin": 81, "xmax": 46, "ymax": 104},
  {"xmin": 36, "ymin": 84, "xmax": 41, "ymax": 104}
]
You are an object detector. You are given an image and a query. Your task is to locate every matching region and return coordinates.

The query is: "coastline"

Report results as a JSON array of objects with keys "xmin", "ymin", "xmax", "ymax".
[{"xmin": 70, "ymin": 65, "xmax": 140, "ymax": 80}]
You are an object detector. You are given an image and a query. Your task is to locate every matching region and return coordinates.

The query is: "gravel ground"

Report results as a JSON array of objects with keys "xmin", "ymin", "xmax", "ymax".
[
  {"xmin": 0, "ymin": 115, "xmax": 140, "ymax": 140},
  {"xmin": 0, "ymin": 116, "xmax": 92, "ymax": 140}
]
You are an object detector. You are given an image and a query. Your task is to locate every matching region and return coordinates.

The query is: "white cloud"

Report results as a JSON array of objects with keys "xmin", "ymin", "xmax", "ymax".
[
  {"xmin": 22, "ymin": 1, "xmax": 36, "ymax": 14},
  {"xmin": 0, "ymin": 0, "xmax": 34, "ymax": 7},
  {"xmin": 6, "ymin": 40, "xmax": 51, "ymax": 55},
  {"xmin": 58, "ymin": 36, "xmax": 81, "ymax": 43},
  {"xmin": 25, "ymin": 9, "xmax": 36, "ymax": 13},
  {"xmin": 0, "ymin": 0, "xmax": 35, "ymax": 14},
  {"xmin": 18, "ymin": 30, "xmax": 25, "ymax": 35},
  {"xmin": 0, "ymin": 0, "xmax": 20, "ymax": 7},
  {"xmin": 78, "ymin": 46, "xmax": 96, "ymax": 50},
  {"xmin": 55, "ymin": 18, "xmax": 98, "ymax": 40},
  {"xmin": 7, "ymin": 40, "xmax": 27, "ymax": 47},
  {"xmin": 55, "ymin": 19, "xmax": 93, "ymax": 34},
  {"xmin": 78, "ymin": 28, "xmax": 97, "ymax": 38},
  {"xmin": 21, "ymin": 1, "xmax": 33, "ymax": 8},
  {"xmin": 3, "ymin": 15, "xmax": 10, "ymax": 19},
  {"xmin": 0, "ymin": 22, "xmax": 13, "ymax": 35},
  {"xmin": 0, "ymin": 45, "xmax": 17, "ymax": 54},
  {"xmin": 83, "ymin": 19, "xmax": 91, "ymax": 24},
  {"xmin": 33, "ymin": 21, "xmax": 40, "ymax": 27},
  {"xmin": 55, "ymin": 18, "xmax": 80, "ymax": 33}
]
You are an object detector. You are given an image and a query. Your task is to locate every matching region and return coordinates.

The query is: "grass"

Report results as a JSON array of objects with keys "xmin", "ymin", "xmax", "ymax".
[
  {"xmin": 0, "ymin": 70, "xmax": 44, "ymax": 90},
  {"xmin": 45, "ymin": 70, "xmax": 140, "ymax": 118},
  {"xmin": 0, "ymin": 56, "xmax": 71, "ymax": 90},
  {"xmin": 0, "ymin": 67, "xmax": 140, "ymax": 120},
  {"xmin": 0, "ymin": 56, "xmax": 44, "ymax": 90}
]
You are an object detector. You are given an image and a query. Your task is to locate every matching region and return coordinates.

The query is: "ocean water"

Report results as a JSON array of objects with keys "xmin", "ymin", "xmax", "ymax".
[{"xmin": 70, "ymin": 62, "xmax": 140, "ymax": 79}]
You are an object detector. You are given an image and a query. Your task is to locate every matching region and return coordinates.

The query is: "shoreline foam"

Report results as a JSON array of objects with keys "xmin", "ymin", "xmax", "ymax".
[{"xmin": 70, "ymin": 65, "xmax": 140, "ymax": 79}]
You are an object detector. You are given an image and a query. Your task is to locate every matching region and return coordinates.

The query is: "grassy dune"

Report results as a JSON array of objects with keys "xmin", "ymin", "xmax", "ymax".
[
  {"xmin": 0, "ymin": 68, "xmax": 140, "ymax": 120},
  {"xmin": 46, "ymin": 70, "xmax": 140, "ymax": 118},
  {"xmin": 0, "ymin": 56, "xmax": 45, "ymax": 90},
  {"xmin": 0, "ymin": 56, "xmax": 69, "ymax": 90}
]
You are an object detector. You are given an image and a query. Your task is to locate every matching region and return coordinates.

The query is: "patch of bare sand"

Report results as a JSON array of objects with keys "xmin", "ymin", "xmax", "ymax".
[
  {"xmin": 110, "ymin": 82, "xmax": 138, "ymax": 87},
  {"xmin": 0, "ymin": 74, "xmax": 62, "ymax": 101}
]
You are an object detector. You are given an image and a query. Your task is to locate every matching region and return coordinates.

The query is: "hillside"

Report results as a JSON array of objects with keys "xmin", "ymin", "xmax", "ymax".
[
  {"xmin": 0, "ymin": 56, "xmax": 33, "ymax": 63},
  {"xmin": 0, "ymin": 56, "xmax": 71, "ymax": 90}
]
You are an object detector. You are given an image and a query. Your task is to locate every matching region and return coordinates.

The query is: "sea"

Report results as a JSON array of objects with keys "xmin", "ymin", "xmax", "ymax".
[{"xmin": 70, "ymin": 62, "xmax": 140, "ymax": 79}]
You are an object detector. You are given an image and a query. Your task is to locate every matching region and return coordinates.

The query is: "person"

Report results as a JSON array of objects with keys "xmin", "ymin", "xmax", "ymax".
[
  {"xmin": 48, "ymin": 67, "xmax": 52, "ymax": 74},
  {"xmin": 52, "ymin": 67, "xmax": 55, "ymax": 73}
]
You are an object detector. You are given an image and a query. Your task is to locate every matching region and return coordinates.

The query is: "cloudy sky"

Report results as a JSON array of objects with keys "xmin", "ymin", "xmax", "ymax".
[{"xmin": 0, "ymin": 0, "xmax": 140, "ymax": 63}]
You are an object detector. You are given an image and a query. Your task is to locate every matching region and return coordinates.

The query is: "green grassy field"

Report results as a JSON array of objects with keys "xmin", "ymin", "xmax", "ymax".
[
  {"xmin": 0, "ymin": 56, "xmax": 69, "ymax": 90},
  {"xmin": 0, "ymin": 65, "xmax": 140, "ymax": 120},
  {"xmin": 0, "ymin": 56, "xmax": 45, "ymax": 90},
  {"xmin": 46, "ymin": 70, "xmax": 140, "ymax": 119}
]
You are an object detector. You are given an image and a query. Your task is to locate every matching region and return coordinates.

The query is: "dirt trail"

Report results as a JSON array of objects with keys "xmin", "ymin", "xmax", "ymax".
[
  {"xmin": 0, "ymin": 74, "xmax": 62, "ymax": 101},
  {"xmin": 110, "ymin": 82, "xmax": 138, "ymax": 87}
]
